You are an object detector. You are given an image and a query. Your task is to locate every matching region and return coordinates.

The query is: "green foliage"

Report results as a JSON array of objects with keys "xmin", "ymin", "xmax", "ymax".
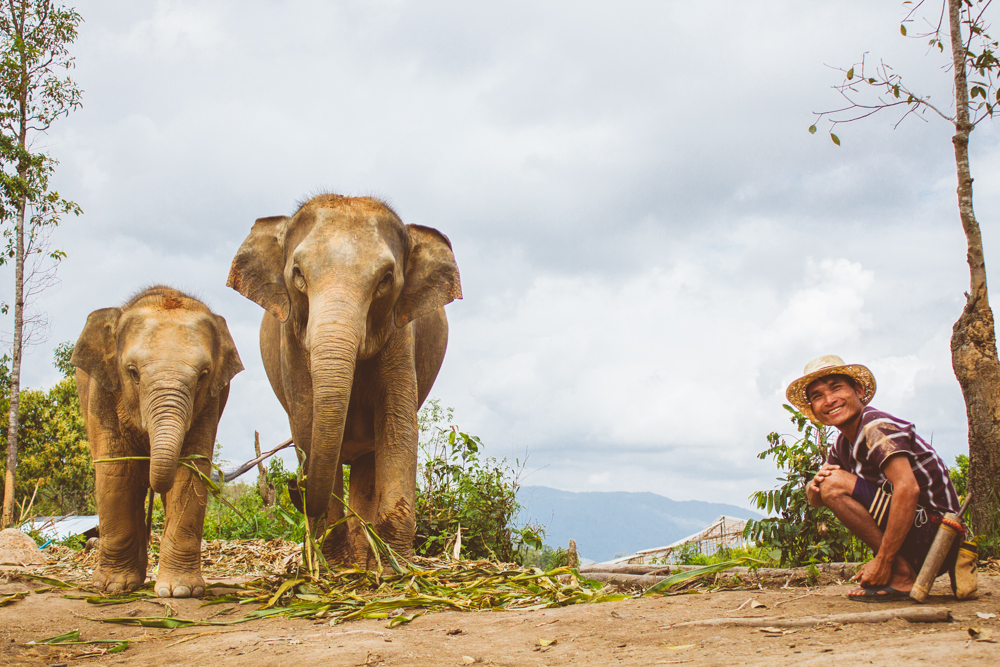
[
  {"xmin": 674, "ymin": 542, "xmax": 711, "ymax": 566},
  {"xmin": 53, "ymin": 341, "xmax": 74, "ymax": 377},
  {"xmin": 0, "ymin": 1, "xmax": 84, "ymax": 272},
  {"xmin": 744, "ymin": 405, "xmax": 871, "ymax": 567},
  {"xmin": 518, "ymin": 545, "xmax": 570, "ymax": 571},
  {"xmin": 950, "ymin": 454, "xmax": 969, "ymax": 499},
  {"xmin": 149, "ymin": 455, "xmax": 305, "ymax": 542},
  {"xmin": 945, "ymin": 455, "xmax": 998, "ymax": 561},
  {"xmin": 811, "ymin": 1, "xmax": 1000, "ymax": 135},
  {"xmin": 201, "ymin": 482, "xmax": 304, "ymax": 542},
  {"xmin": 971, "ymin": 487, "xmax": 1000, "ymax": 559},
  {"xmin": 414, "ymin": 399, "xmax": 543, "ymax": 563},
  {"xmin": 0, "ymin": 348, "xmax": 92, "ymax": 517}
]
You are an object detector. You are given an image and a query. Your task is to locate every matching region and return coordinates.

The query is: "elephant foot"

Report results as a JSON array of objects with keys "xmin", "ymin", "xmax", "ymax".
[
  {"xmin": 321, "ymin": 535, "xmax": 358, "ymax": 569},
  {"xmin": 93, "ymin": 566, "xmax": 146, "ymax": 594},
  {"xmin": 155, "ymin": 570, "xmax": 206, "ymax": 598}
]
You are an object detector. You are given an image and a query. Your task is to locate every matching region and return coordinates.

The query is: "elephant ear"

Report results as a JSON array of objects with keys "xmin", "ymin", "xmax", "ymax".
[
  {"xmin": 70, "ymin": 308, "xmax": 122, "ymax": 393},
  {"xmin": 211, "ymin": 314, "xmax": 245, "ymax": 397},
  {"xmin": 227, "ymin": 215, "xmax": 291, "ymax": 322},
  {"xmin": 395, "ymin": 224, "xmax": 463, "ymax": 327}
]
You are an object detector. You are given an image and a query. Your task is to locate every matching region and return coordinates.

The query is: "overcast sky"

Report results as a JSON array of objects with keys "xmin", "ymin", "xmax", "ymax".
[{"xmin": 3, "ymin": 0, "xmax": 997, "ymax": 513}]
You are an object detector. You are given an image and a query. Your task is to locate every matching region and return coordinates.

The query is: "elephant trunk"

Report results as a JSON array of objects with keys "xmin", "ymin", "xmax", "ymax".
[
  {"xmin": 304, "ymin": 302, "xmax": 365, "ymax": 518},
  {"xmin": 144, "ymin": 380, "xmax": 195, "ymax": 494}
]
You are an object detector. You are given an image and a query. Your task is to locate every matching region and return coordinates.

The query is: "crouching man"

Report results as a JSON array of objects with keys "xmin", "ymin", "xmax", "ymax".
[{"xmin": 786, "ymin": 355, "xmax": 962, "ymax": 602}]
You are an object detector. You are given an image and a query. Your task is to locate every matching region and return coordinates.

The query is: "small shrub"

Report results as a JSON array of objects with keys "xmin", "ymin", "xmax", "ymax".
[
  {"xmin": 950, "ymin": 454, "xmax": 969, "ymax": 499},
  {"xmin": 414, "ymin": 399, "xmax": 543, "ymax": 563},
  {"xmin": 744, "ymin": 405, "xmax": 871, "ymax": 567},
  {"xmin": 675, "ymin": 542, "xmax": 710, "ymax": 566},
  {"xmin": 518, "ymin": 545, "xmax": 571, "ymax": 570}
]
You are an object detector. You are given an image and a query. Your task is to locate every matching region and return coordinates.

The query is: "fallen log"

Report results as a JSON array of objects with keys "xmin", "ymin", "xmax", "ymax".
[
  {"xmin": 669, "ymin": 606, "xmax": 951, "ymax": 628},
  {"xmin": 583, "ymin": 572, "xmax": 674, "ymax": 587},
  {"xmin": 580, "ymin": 564, "xmax": 674, "ymax": 576},
  {"xmin": 581, "ymin": 562, "xmax": 860, "ymax": 587}
]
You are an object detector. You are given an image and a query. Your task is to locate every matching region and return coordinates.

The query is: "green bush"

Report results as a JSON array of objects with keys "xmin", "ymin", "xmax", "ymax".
[
  {"xmin": 950, "ymin": 454, "xmax": 969, "ymax": 499},
  {"xmin": 744, "ymin": 405, "xmax": 871, "ymax": 567},
  {"xmin": 0, "ymin": 345, "xmax": 93, "ymax": 519},
  {"xmin": 518, "ymin": 545, "xmax": 571, "ymax": 570},
  {"xmin": 414, "ymin": 399, "xmax": 542, "ymax": 563},
  {"xmin": 149, "ymin": 455, "xmax": 304, "ymax": 542}
]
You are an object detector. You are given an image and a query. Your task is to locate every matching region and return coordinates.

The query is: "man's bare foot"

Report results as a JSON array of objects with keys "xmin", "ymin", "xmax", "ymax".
[{"xmin": 849, "ymin": 556, "xmax": 915, "ymax": 598}]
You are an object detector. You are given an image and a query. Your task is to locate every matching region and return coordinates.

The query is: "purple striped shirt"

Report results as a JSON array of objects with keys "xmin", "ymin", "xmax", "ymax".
[{"xmin": 826, "ymin": 406, "xmax": 959, "ymax": 516}]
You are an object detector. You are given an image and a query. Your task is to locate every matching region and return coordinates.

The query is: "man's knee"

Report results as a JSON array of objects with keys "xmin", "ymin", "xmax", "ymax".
[{"xmin": 818, "ymin": 469, "xmax": 857, "ymax": 505}]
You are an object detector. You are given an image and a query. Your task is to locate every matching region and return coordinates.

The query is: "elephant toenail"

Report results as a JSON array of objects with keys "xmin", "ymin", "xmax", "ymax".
[
  {"xmin": 157, "ymin": 587, "xmax": 171, "ymax": 597},
  {"xmin": 173, "ymin": 586, "xmax": 191, "ymax": 597}
]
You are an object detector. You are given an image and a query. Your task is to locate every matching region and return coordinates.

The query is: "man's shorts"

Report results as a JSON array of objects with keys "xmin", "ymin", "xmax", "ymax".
[{"xmin": 851, "ymin": 476, "xmax": 961, "ymax": 575}]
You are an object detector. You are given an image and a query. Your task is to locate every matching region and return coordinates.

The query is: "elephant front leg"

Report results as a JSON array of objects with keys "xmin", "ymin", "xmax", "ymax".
[
  {"xmin": 156, "ymin": 446, "xmax": 209, "ymax": 598},
  {"xmin": 372, "ymin": 452, "xmax": 417, "ymax": 562},
  {"xmin": 318, "ymin": 461, "xmax": 355, "ymax": 566},
  {"xmin": 369, "ymin": 330, "xmax": 419, "ymax": 562},
  {"xmin": 93, "ymin": 459, "xmax": 150, "ymax": 593},
  {"xmin": 346, "ymin": 452, "xmax": 380, "ymax": 567}
]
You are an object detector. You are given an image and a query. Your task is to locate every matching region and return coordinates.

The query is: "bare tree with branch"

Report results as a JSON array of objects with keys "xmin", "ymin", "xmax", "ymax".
[{"xmin": 810, "ymin": 0, "xmax": 1000, "ymax": 540}]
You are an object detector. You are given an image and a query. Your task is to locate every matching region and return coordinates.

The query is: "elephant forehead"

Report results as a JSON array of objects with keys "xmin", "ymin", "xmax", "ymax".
[
  {"xmin": 293, "ymin": 214, "xmax": 404, "ymax": 266},
  {"xmin": 118, "ymin": 309, "xmax": 217, "ymax": 359}
]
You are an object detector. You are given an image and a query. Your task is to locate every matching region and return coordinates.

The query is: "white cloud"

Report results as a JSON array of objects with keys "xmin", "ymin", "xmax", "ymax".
[
  {"xmin": 765, "ymin": 258, "xmax": 875, "ymax": 354},
  {"xmin": 0, "ymin": 0, "xmax": 982, "ymax": 510}
]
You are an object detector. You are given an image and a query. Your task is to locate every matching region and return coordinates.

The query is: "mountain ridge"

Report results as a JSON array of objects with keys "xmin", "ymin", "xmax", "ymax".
[{"xmin": 516, "ymin": 485, "xmax": 763, "ymax": 563}]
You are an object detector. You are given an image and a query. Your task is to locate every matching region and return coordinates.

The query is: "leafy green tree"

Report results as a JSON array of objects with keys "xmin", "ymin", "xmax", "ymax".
[
  {"xmin": 810, "ymin": 0, "xmax": 1000, "ymax": 542},
  {"xmin": 745, "ymin": 405, "xmax": 870, "ymax": 566},
  {"xmin": 0, "ymin": 342, "xmax": 91, "ymax": 518},
  {"xmin": 0, "ymin": 1, "xmax": 83, "ymax": 527}
]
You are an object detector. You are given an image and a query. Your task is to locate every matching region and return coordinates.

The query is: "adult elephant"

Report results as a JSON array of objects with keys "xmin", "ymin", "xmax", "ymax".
[{"xmin": 227, "ymin": 194, "xmax": 461, "ymax": 566}]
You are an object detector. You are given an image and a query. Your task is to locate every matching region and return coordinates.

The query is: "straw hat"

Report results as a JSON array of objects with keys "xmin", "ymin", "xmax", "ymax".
[{"xmin": 785, "ymin": 355, "xmax": 876, "ymax": 422}]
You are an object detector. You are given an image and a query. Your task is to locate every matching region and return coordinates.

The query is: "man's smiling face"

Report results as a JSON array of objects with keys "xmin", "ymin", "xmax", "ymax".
[{"xmin": 806, "ymin": 374, "xmax": 866, "ymax": 430}]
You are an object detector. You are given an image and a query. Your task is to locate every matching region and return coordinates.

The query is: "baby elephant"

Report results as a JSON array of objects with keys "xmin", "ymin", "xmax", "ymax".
[{"xmin": 71, "ymin": 287, "xmax": 243, "ymax": 597}]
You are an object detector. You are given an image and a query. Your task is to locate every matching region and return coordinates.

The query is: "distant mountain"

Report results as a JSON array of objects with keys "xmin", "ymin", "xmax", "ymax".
[{"xmin": 516, "ymin": 486, "xmax": 763, "ymax": 563}]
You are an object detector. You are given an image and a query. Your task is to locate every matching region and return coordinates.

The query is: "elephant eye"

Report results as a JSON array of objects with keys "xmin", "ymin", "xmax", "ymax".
[
  {"xmin": 198, "ymin": 368, "xmax": 210, "ymax": 383},
  {"xmin": 292, "ymin": 266, "xmax": 307, "ymax": 291},
  {"xmin": 376, "ymin": 271, "xmax": 394, "ymax": 296},
  {"xmin": 127, "ymin": 365, "xmax": 140, "ymax": 385}
]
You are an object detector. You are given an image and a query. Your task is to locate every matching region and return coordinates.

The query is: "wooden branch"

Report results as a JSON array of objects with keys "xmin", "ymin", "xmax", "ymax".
[
  {"xmin": 212, "ymin": 437, "xmax": 294, "ymax": 483},
  {"xmin": 583, "ymin": 572, "xmax": 671, "ymax": 587},
  {"xmin": 581, "ymin": 562, "xmax": 860, "ymax": 583},
  {"xmin": 669, "ymin": 606, "xmax": 951, "ymax": 629},
  {"xmin": 580, "ymin": 564, "xmax": 674, "ymax": 576}
]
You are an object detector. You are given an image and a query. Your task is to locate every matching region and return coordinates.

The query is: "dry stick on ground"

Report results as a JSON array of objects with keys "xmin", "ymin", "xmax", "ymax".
[
  {"xmin": 667, "ymin": 606, "xmax": 951, "ymax": 629},
  {"xmin": 581, "ymin": 563, "xmax": 859, "ymax": 588},
  {"xmin": 773, "ymin": 592, "xmax": 813, "ymax": 608}
]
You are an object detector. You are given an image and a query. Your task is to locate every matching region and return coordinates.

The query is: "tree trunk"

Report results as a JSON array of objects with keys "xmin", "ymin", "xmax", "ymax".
[
  {"xmin": 946, "ymin": 0, "xmax": 1000, "ymax": 534},
  {"xmin": 1, "ymin": 194, "xmax": 26, "ymax": 528}
]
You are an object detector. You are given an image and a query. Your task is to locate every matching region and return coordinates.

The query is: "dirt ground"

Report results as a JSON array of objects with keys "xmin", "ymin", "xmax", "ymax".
[{"xmin": 1, "ymin": 558, "xmax": 999, "ymax": 666}]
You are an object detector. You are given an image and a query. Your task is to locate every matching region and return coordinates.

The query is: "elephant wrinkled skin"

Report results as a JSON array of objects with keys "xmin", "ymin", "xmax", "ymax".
[
  {"xmin": 71, "ymin": 287, "xmax": 243, "ymax": 597},
  {"xmin": 227, "ymin": 194, "xmax": 461, "ymax": 566}
]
